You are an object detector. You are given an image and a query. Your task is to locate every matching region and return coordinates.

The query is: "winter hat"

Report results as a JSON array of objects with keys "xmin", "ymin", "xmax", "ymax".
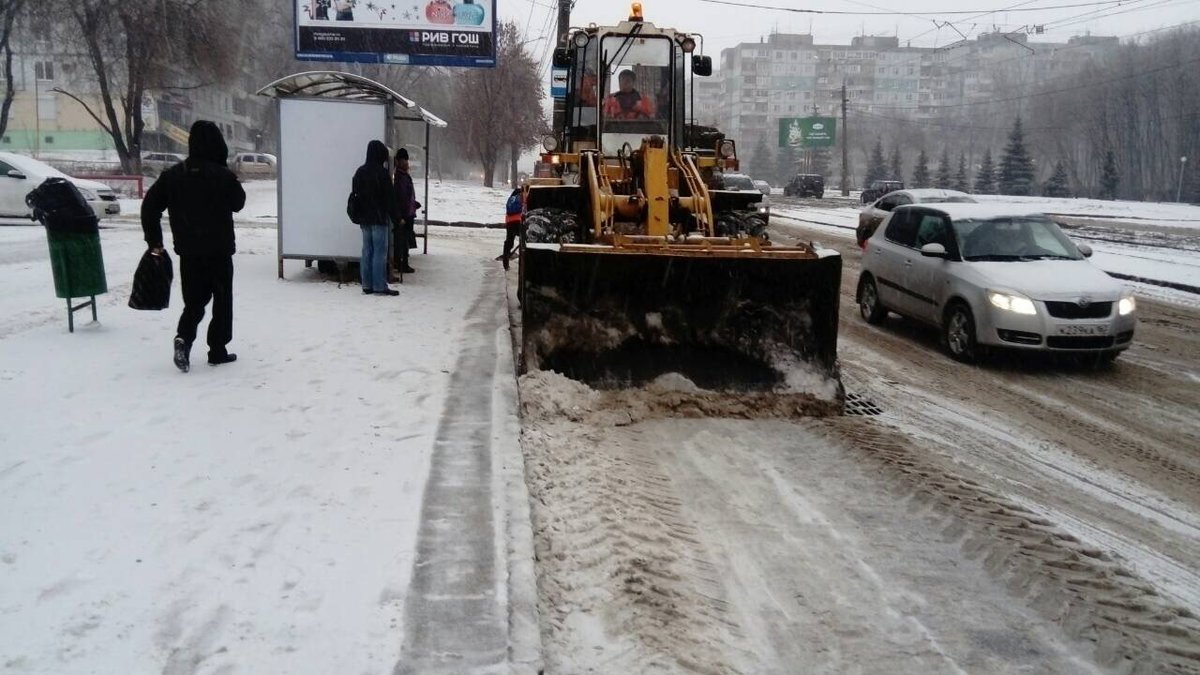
[{"xmin": 396, "ymin": 147, "xmax": 409, "ymax": 161}]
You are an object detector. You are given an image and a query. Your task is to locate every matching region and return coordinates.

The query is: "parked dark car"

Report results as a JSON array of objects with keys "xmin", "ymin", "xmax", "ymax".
[
  {"xmin": 783, "ymin": 173, "xmax": 825, "ymax": 198},
  {"xmin": 861, "ymin": 179, "xmax": 904, "ymax": 204}
]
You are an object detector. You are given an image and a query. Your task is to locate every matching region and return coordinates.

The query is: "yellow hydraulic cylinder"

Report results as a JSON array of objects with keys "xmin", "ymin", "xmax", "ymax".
[{"xmin": 642, "ymin": 143, "xmax": 670, "ymax": 237}]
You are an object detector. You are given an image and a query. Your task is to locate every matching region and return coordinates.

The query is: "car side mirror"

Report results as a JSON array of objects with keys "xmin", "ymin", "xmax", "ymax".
[
  {"xmin": 6, "ymin": 170, "xmax": 26, "ymax": 180},
  {"xmin": 692, "ymin": 56, "xmax": 713, "ymax": 77},
  {"xmin": 920, "ymin": 243, "xmax": 948, "ymax": 258},
  {"xmin": 1077, "ymin": 243, "xmax": 1093, "ymax": 258}
]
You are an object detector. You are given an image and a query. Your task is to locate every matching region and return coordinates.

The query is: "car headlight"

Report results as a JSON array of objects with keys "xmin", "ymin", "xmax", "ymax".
[
  {"xmin": 1118, "ymin": 293, "xmax": 1136, "ymax": 316},
  {"xmin": 77, "ymin": 188, "xmax": 97, "ymax": 201},
  {"xmin": 757, "ymin": 205, "xmax": 768, "ymax": 214},
  {"xmin": 988, "ymin": 290, "xmax": 1037, "ymax": 315}
]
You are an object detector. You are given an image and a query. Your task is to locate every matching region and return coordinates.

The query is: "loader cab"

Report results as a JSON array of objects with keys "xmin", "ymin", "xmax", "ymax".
[{"xmin": 559, "ymin": 18, "xmax": 705, "ymax": 157}]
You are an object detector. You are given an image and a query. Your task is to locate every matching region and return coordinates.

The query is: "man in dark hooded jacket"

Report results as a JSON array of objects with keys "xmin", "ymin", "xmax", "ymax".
[
  {"xmin": 354, "ymin": 140, "xmax": 402, "ymax": 295},
  {"xmin": 142, "ymin": 120, "xmax": 246, "ymax": 372}
]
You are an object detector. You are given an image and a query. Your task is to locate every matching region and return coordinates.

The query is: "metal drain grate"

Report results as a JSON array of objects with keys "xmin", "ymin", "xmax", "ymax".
[{"xmin": 844, "ymin": 392, "xmax": 884, "ymax": 416}]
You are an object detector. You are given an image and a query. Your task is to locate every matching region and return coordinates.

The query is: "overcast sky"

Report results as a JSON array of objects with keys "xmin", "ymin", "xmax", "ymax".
[{"xmin": 502, "ymin": 0, "xmax": 1199, "ymax": 73}]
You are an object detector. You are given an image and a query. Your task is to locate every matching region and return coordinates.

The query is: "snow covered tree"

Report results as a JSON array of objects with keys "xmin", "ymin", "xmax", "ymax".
[
  {"xmin": 1100, "ymin": 148, "xmax": 1119, "ymax": 200},
  {"xmin": 912, "ymin": 149, "xmax": 931, "ymax": 188},
  {"xmin": 974, "ymin": 150, "xmax": 997, "ymax": 195},
  {"xmin": 999, "ymin": 116, "xmax": 1035, "ymax": 196},
  {"xmin": 1044, "ymin": 161, "xmax": 1071, "ymax": 198},
  {"xmin": 954, "ymin": 153, "xmax": 970, "ymax": 192},
  {"xmin": 865, "ymin": 139, "xmax": 887, "ymax": 186},
  {"xmin": 751, "ymin": 135, "xmax": 773, "ymax": 179},
  {"xmin": 888, "ymin": 146, "xmax": 903, "ymax": 183},
  {"xmin": 810, "ymin": 149, "xmax": 831, "ymax": 178},
  {"xmin": 936, "ymin": 149, "xmax": 952, "ymax": 188}
]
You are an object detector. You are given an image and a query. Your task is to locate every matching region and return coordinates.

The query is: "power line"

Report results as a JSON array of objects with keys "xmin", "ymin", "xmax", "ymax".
[{"xmin": 694, "ymin": 0, "xmax": 1134, "ymax": 16}]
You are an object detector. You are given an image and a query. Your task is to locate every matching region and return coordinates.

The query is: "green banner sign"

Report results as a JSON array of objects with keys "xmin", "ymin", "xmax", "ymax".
[{"xmin": 778, "ymin": 117, "xmax": 837, "ymax": 148}]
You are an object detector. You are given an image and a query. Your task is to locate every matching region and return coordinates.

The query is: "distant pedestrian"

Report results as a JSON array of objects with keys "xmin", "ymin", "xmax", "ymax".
[
  {"xmin": 392, "ymin": 147, "xmax": 419, "ymax": 275},
  {"xmin": 142, "ymin": 120, "xmax": 246, "ymax": 372},
  {"xmin": 501, "ymin": 187, "xmax": 524, "ymax": 270},
  {"xmin": 354, "ymin": 140, "xmax": 401, "ymax": 295}
]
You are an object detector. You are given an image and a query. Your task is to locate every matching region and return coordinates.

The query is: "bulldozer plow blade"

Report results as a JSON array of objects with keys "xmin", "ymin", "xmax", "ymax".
[{"xmin": 520, "ymin": 244, "xmax": 843, "ymax": 406}]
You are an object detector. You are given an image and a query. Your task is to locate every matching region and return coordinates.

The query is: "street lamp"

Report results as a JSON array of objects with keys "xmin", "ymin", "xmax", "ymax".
[{"xmin": 1178, "ymin": 156, "xmax": 1188, "ymax": 203}]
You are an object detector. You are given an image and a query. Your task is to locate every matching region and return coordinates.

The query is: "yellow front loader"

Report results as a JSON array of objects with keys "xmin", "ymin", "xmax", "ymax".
[{"xmin": 519, "ymin": 5, "xmax": 843, "ymax": 404}]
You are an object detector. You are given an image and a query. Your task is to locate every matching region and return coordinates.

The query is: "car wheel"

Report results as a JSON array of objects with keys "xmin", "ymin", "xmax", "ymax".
[
  {"xmin": 858, "ymin": 275, "xmax": 887, "ymax": 324},
  {"xmin": 943, "ymin": 302, "xmax": 977, "ymax": 363}
]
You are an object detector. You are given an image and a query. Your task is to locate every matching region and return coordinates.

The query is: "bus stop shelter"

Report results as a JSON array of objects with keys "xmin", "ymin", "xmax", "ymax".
[{"xmin": 256, "ymin": 71, "xmax": 448, "ymax": 278}]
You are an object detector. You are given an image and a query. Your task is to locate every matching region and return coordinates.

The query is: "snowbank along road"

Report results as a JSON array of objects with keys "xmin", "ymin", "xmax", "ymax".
[{"xmin": 510, "ymin": 210, "xmax": 1200, "ymax": 673}]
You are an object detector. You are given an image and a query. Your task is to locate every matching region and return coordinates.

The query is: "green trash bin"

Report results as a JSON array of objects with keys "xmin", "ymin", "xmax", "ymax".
[
  {"xmin": 27, "ymin": 177, "xmax": 108, "ymax": 332},
  {"xmin": 47, "ymin": 229, "xmax": 108, "ymax": 299}
]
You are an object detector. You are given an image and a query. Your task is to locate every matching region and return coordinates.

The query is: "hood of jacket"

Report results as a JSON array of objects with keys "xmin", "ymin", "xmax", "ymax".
[
  {"xmin": 366, "ymin": 140, "xmax": 389, "ymax": 166},
  {"xmin": 188, "ymin": 121, "xmax": 229, "ymax": 166}
]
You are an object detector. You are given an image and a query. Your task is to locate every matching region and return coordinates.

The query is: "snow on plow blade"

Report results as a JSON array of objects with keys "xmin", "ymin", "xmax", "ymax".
[{"xmin": 520, "ymin": 241, "xmax": 844, "ymax": 412}]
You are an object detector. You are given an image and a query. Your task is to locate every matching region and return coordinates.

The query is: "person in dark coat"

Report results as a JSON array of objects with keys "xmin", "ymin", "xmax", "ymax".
[
  {"xmin": 355, "ymin": 140, "xmax": 401, "ymax": 295},
  {"xmin": 142, "ymin": 120, "xmax": 246, "ymax": 372},
  {"xmin": 392, "ymin": 148, "xmax": 419, "ymax": 274}
]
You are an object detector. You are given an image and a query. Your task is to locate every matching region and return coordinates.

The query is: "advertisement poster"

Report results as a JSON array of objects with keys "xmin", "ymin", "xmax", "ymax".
[
  {"xmin": 295, "ymin": 0, "xmax": 496, "ymax": 68},
  {"xmin": 778, "ymin": 117, "xmax": 837, "ymax": 148}
]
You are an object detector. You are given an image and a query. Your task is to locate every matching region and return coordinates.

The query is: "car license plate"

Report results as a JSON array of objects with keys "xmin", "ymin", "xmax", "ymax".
[{"xmin": 1056, "ymin": 324, "xmax": 1109, "ymax": 336}]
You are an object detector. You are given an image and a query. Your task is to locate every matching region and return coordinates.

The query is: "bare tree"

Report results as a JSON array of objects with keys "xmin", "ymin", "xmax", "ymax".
[
  {"xmin": 450, "ymin": 22, "xmax": 546, "ymax": 187},
  {"xmin": 0, "ymin": 0, "xmax": 27, "ymax": 138},
  {"xmin": 45, "ymin": 0, "xmax": 241, "ymax": 173}
]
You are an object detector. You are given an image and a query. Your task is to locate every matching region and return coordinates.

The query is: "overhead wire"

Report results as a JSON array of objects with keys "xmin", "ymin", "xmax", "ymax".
[{"xmin": 693, "ymin": 0, "xmax": 1134, "ymax": 16}]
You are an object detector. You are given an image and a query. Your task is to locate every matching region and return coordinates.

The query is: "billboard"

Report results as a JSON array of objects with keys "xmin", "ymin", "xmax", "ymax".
[
  {"xmin": 778, "ymin": 117, "xmax": 837, "ymax": 148},
  {"xmin": 295, "ymin": 0, "xmax": 496, "ymax": 68}
]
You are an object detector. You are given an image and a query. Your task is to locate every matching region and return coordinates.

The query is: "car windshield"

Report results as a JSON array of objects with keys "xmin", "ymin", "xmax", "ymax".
[
  {"xmin": 956, "ymin": 216, "xmax": 1083, "ymax": 261},
  {"xmin": 722, "ymin": 175, "xmax": 755, "ymax": 190}
]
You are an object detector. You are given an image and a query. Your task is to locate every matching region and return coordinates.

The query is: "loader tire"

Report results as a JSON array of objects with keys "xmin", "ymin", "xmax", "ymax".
[
  {"xmin": 525, "ymin": 208, "xmax": 581, "ymax": 245},
  {"xmin": 744, "ymin": 214, "xmax": 769, "ymax": 241},
  {"xmin": 714, "ymin": 211, "xmax": 745, "ymax": 238}
]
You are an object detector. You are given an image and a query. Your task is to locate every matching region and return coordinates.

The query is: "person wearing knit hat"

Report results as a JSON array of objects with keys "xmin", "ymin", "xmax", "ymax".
[{"xmin": 392, "ymin": 148, "xmax": 419, "ymax": 274}]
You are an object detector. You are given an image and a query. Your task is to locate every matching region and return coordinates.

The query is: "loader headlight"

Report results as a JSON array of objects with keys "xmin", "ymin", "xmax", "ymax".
[
  {"xmin": 718, "ymin": 140, "xmax": 735, "ymax": 159},
  {"xmin": 679, "ymin": 35, "xmax": 696, "ymax": 53},
  {"xmin": 988, "ymin": 290, "xmax": 1037, "ymax": 315},
  {"xmin": 572, "ymin": 30, "xmax": 590, "ymax": 48},
  {"xmin": 541, "ymin": 135, "xmax": 559, "ymax": 152},
  {"xmin": 1118, "ymin": 293, "xmax": 1136, "ymax": 316}
]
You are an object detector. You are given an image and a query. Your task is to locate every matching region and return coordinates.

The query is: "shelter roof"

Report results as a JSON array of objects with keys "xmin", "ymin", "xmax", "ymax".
[{"xmin": 256, "ymin": 71, "xmax": 447, "ymax": 128}]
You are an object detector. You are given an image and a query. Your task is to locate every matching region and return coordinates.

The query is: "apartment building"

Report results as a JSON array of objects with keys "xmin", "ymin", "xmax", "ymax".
[{"xmin": 709, "ymin": 30, "xmax": 1118, "ymax": 153}]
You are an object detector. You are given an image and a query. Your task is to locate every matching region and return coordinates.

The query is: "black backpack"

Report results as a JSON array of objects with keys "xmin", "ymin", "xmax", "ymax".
[{"xmin": 346, "ymin": 190, "xmax": 364, "ymax": 224}]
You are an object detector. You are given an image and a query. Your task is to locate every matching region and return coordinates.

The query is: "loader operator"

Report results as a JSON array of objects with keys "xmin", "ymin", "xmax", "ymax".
[{"xmin": 603, "ymin": 70, "xmax": 656, "ymax": 120}]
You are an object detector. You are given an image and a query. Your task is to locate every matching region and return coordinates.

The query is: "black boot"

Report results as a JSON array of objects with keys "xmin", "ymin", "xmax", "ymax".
[
  {"xmin": 173, "ymin": 337, "xmax": 190, "ymax": 373},
  {"xmin": 208, "ymin": 352, "xmax": 238, "ymax": 365}
]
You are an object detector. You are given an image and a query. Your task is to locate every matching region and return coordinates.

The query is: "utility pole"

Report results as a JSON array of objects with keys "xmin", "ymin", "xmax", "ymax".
[{"xmin": 840, "ymin": 80, "xmax": 849, "ymax": 197}]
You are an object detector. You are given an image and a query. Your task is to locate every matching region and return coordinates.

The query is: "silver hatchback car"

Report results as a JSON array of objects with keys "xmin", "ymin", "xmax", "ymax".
[{"xmin": 856, "ymin": 203, "xmax": 1137, "ymax": 362}]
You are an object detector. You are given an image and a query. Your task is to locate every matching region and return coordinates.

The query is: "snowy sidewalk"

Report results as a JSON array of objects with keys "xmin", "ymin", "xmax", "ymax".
[{"xmin": 0, "ymin": 223, "xmax": 540, "ymax": 673}]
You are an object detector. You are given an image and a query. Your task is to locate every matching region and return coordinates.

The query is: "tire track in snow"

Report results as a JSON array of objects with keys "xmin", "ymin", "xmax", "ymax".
[{"xmin": 815, "ymin": 418, "xmax": 1200, "ymax": 673}]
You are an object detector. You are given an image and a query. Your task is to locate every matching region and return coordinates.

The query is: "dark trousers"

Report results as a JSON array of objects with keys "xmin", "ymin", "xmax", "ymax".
[
  {"xmin": 502, "ymin": 223, "xmax": 519, "ymax": 264},
  {"xmin": 177, "ymin": 255, "xmax": 233, "ymax": 357},
  {"xmin": 392, "ymin": 217, "xmax": 413, "ymax": 267}
]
